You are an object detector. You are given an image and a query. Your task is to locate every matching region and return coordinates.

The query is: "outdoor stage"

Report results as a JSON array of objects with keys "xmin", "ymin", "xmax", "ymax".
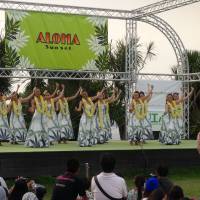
[{"xmin": 0, "ymin": 140, "xmax": 199, "ymax": 178}]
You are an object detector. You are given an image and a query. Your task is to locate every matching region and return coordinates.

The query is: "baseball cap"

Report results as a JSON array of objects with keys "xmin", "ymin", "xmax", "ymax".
[{"xmin": 145, "ymin": 177, "xmax": 159, "ymax": 192}]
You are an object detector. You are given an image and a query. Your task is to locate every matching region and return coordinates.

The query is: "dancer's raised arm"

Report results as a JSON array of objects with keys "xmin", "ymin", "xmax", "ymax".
[
  {"xmin": 141, "ymin": 84, "xmax": 153, "ymax": 101},
  {"xmin": 67, "ymin": 87, "xmax": 81, "ymax": 101},
  {"xmin": 176, "ymin": 87, "xmax": 194, "ymax": 103},
  {"xmin": 49, "ymin": 83, "xmax": 59, "ymax": 99},
  {"xmin": 54, "ymin": 84, "xmax": 64, "ymax": 102},
  {"xmin": 75, "ymin": 101, "xmax": 83, "ymax": 112},
  {"xmin": 108, "ymin": 89, "xmax": 122, "ymax": 104},
  {"xmin": 21, "ymin": 88, "xmax": 36, "ymax": 103}
]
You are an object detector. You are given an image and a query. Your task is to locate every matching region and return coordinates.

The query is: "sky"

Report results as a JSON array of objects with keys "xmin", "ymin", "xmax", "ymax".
[{"xmin": 1, "ymin": 0, "xmax": 200, "ymax": 74}]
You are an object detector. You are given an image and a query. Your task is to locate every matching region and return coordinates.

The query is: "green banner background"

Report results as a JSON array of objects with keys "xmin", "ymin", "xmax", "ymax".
[{"xmin": 5, "ymin": 11, "xmax": 107, "ymax": 70}]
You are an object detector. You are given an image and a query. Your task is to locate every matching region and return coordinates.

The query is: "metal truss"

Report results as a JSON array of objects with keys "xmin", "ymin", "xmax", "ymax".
[
  {"xmin": 0, "ymin": 68, "xmax": 129, "ymax": 81},
  {"xmin": 136, "ymin": 15, "xmax": 190, "ymax": 138},
  {"xmin": 131, "ymin": 0, "xmax": 200, "ymax": 19},
  {"xmin": 0, "ymin": 0, "xmax": 199, "ymax": 20}
]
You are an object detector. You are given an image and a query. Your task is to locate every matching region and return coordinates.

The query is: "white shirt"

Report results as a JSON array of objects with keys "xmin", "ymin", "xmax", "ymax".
[{"xmin": 91, "ymin": 172, "xmax": 127, "ymax": 200}]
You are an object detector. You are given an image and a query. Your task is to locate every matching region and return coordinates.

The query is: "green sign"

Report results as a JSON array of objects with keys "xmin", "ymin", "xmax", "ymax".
[{"xmin": 5, "ymin": 11, "xmax": 108, "ymax": 70}]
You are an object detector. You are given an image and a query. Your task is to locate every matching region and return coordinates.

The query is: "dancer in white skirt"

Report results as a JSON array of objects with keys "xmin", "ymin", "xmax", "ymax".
[
  {"xmin": 139, "ymin": 84, "xmax": 154, "ymax": 141},
  {"xmin": 8, "ymin": 86, "xmax": 35, "ymax": 144},
  {"xmin": 95, "ymin": 88, "xmax": 121, "ymax": 143},
  {"xmin": 0, "ymin": 92, "xmax": 14, "ymax": 144},
  {"xmin": 42, "ymin": 84, "xmax": 64, "ymax": 144},
  {"xmin": 75, "ymin": 89, "xmax": 100, "ymax": 147},
  {"xmin": 56, "ymin": 87, "xmax": 81, "ymax": 143},
  {"xmin": 128, "ymin": 85, "xmax": 153, "ymax": 145},
  {"xmin": 25, "ymin": 88, "xmax": 49, "ymax": 148},
  {"xmin": 172, "ymin": 87, "xmax": 194, "ymax": 139}
]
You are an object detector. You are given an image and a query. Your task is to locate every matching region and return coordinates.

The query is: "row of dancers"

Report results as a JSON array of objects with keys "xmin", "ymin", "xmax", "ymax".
[
  {"xmin": 0, "ymin": 84, "xmax": 121, "ymax": 147},
  {"xmin": 128, "ymin": 84, "xmax": 194, "ymax": 145},
  {"xmin": 0, "ymin": 83, "xmax": 194, "ymax": 147}
]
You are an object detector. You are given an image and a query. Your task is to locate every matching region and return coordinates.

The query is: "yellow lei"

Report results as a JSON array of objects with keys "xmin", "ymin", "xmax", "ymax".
[
  {"xmin": 173, "ymin": 101, "xmax": 183, "ymax": 118},
  {"xmin": 132, "ymin": 99, "xmax": 146, "ymax": 120},
  {"xmin": 0, "ymin": 98, "xmax": 7, "ymax": 116},
  {"xmin": 13, "ymin": 100, "xmax": 22, "ymax": 116},
  {"xmin": 44, "ymin": 99, "xmax": 55, "ymax": 119},
  {"xmin": 34, "ymin": 96, "xmax": 45, "ymax": 114},
  {"xmin": 59, "ymin": 98, "xmax": 69, "ymax": 116},
  {"xmin": 167, "ymin": 101, "xmax": 176, "ymax": 118},
  {"xmin": 82, "ymin": 98, "xmax": 95, "ymax": 118}
]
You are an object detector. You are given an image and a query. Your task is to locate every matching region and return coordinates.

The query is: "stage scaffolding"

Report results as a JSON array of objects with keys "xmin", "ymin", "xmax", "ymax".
[{"xmin": 1, "ymin": 0, "xmax": 200, "ymax": 138}]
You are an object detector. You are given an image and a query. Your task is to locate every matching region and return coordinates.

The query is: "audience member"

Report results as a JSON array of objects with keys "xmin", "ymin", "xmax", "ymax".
[
  {"xmin": 51, "ymin": 158, "xmax": 87, "ymax": 200},
  {"xmin": 143, "ymin": 177, "xmax": 159, "ymax": 200},
  {"xmin": 127, "ymin": 175, "xmax": 145, "ymax": 200},
  {"xmin": 91, "ymin": 153, "xmax": 127, "ymax": 200},
  {"xmin": 35, "ymin": 184, "xmax": 47, "ymax": 200},
  {"xmin": 155, "ymin": 165, "xmax": 173, "ymax": 195},
  {"xmin": 9, "ymin": 178, "xmax": 28, "ymax": 200},
  {"xmin": 168, "ymin": 185, "xmax": 184, "ymax": 200},
  {"xmin": 0, "ymin": 185, "xmax": 7, "ymax": 200},
  {"xmin": 148, "ymin": 188, "xmax": 167, "ymax": 200}
]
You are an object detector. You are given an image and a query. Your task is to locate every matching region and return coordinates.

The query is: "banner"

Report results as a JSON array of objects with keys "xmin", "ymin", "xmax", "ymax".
[{"xmin": 5, "ymin": 11, "xmax": 108, "ymax": 70}]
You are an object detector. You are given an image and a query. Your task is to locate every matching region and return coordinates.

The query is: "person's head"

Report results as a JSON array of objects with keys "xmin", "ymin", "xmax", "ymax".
[
  {"xmin": 100, "ymin": 153, "xmax": 116, "ymax": 173},
  {"xmin": 34, "ymin": 88, "xmax": 41, "ymax": 97},
  {"xmin": 155, "ymin": 165, "xmax": 169, "ymax": 177},
  {"xmin": 66, "ymin": 159, "xmax": 80, "ymax": 174},
  {"xmin": 148, "ymin": 188, "xmax": 167, "ymax": 200},
  {"xmin": 11, "ymin": 92, "xmax": 19, "ymax": 101},
  {"xmin": 134, "ymin": 175, "xmax": 145, "ymax": 189},
  {"xmin": 0, "ymin": 92, "xmax": 3, "ymax": 100},
  {"xmin": 144, "ymin": 177, "xmax": 159, "ymax": 198},
  {"xmin": 134, "ymin": 175, "xmax": 145, "ymax": 200},
  {"xmin": 139, "ymin": 91, "xmax": 145, "ymax": 98},
  {"xmin": 102, "ymin": 91, "xmax": 108, "ymax": 99},
  {"xmin": 173, "ymin": 92, "xmax": 179, "ymax": 101},
  {"xmin": 133, "ymin": 91, "xmax": 140, "ymax": 100},
  {"xmin": 169, "ymin": 185, "xmax": 184, "ymax": 200},
  {"xmin": 43, "ymin": 90, "xmax": 50, "ymax": 99},
  {"xmin": 81, "ymin": 90, "xmax": 88, "ymax": 99},
  {"xmin": 166, "ymin": 93, "xmax": 173, "ymax": 102},
  {"xmin": 10, "ymin": 178, "xmax": 28, "ymax": 200},
  {"xmin": 97, "ymin": 92, "xmax": 103, "ymax": 100},
  {"xmin": 35, "ymin": 184, "xmax": 46, "ymax": 200}
]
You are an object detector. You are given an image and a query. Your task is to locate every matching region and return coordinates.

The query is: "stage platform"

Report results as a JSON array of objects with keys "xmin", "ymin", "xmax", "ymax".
[{"xmin": 0, "ymin": 140, "xmax": 199, "ymax": 178}]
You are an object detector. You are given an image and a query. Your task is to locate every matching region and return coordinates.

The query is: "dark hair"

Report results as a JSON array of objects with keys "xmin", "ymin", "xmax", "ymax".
[
  {"xmin": 169, "ymin": 185, "xmax": 184, "ymax": 200},
  {"xmin": 134, "ymin": 176, "xmax": 145, "ymax": 200},
  {"xmin": 139, "ymin": 91, "xmax": 145, "ymax": 96},
  {"xmin": 173, "ymin": 92, "xmax": 179, "ymax": 96},
  {"xmin": 35, "ymin": 184, "xmax": 47, "ymax": 200},
  {"xmin": 67, "ymin": 159, "xmax": 80, "ymax": 173},
  {"xmin": 9, "ymin": 178, "xmax": 28, "ymax": 200},
  {"xmin": 148, "ymin": 188, "xmax": 165, "ymax": 200},
  {"xmin": 156, "ymin": 165, "xmax": 169, "ymax": 177},
  {"xmin": 100, "ymin": 153, "xmax": 116, "ymax": 173},
  {"xmin": 134, "ymin": 91, "xmax": 140, "ymax": 95}
]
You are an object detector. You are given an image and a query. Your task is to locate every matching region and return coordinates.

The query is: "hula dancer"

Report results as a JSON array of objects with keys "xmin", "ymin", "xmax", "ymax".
[
  {"xmin": 159, "ymin": 93, "xmax": 180, "ymax": 145},
  {"xmin": 25, "ymin": 88, "xmax": 49, "ymax": 148},
  {"xmin": 56, "ymin": 87, "xmax": 81, "ymax": 143},
  {"xmin": 95, "ymin": 89, "xmax": 121, "ymax": 143},
  {"xmin": 0, "ymin": 92, "xmax": 13, "ymax": 144},
  {"xmin": 172, "ymin": 87, "xmax": 194, "ymax": 139},
  {"xmin": 75, "ymin": 89, "xmax": 99, "ymax": 147},
  {"xmin": 8, "ymin": 85, "xmax": 35, "ymax": 144},
  {"xmin": 139, "ymin": 84, "xmax": 154, "ymax": 140},
  {"xmin": 128, "ymin": 86, "xmax": 153, "ymax": 145},
  {"xmin": 42, "ymin": 84, "xmax": 64, "ymax": 144}
]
